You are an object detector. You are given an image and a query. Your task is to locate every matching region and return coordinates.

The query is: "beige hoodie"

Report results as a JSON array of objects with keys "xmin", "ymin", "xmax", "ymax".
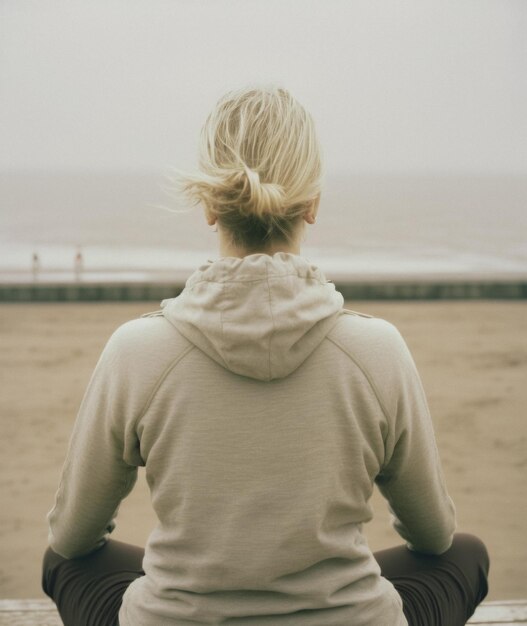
[{"xmin": 47, "ymin": 252, "xmax": 456, "ymax": 626}]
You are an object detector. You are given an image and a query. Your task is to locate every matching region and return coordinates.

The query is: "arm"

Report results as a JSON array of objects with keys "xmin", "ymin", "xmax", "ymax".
[
  {"xmin": 374, "ymin": 323, "xmax": 456, "ymax": 555},
  {"xmin": 47, "ymin": 323, "xmax": 144, "ymax": 558}
]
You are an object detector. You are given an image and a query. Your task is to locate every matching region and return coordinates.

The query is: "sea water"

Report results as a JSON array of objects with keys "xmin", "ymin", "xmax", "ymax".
[{"xmin": 1, "ymin": 170, "xmax": 526, "ymax": 283}]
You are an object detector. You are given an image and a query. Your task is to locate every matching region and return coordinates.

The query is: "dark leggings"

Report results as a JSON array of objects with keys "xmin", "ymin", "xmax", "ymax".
[
  {"xmin": 375, "ymin": 534, "xmax": 489, "ymax": 625},
  {"xmin": 42, "ymin": 533, "xmax": 489, "ymax": 626}
]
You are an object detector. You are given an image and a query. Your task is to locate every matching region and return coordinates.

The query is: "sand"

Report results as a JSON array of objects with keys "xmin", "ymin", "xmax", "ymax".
[{"xmin": 0, "ymin": 301, "xmax": 526, "ymax": 600}]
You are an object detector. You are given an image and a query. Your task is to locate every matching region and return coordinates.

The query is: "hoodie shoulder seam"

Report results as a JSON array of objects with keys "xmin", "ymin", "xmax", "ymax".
[
  {"xmin": 325, "ymin": 334, "xmax": 392, "ymax": 425},
  {"xmin": 137, "ymin": 343, "xmax": 195, "ymax": 421}
]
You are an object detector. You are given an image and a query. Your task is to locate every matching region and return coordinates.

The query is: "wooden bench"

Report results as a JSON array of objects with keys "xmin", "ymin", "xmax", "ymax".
[
  {"xmin": 0, "ymin": 600, "xmax": 62, "ymax": 626},
  {"xmin": 1, "ymin": 599, "xmax": 526, "ymax": 625},
  {"xmin": 468, "ymin": 601, "xmax": 527, "ymax": 625}
]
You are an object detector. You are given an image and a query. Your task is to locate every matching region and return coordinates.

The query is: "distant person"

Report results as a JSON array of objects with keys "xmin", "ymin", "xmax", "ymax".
[
  {"xmin": 31, "ymin": 252, "xmax": 40, "ymax": 282},
  {"xmin": 42, "ymin": 86, "xmax": 489, "ymax": 626},
  {"xmin": 74, "ymin": 248, "xmax": 83, "ymax": 282}
]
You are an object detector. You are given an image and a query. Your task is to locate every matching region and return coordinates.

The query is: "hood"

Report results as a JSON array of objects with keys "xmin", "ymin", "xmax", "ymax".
[{"xmin": 161, "ymin": 252, "xmax": 344, "ymax": 381}]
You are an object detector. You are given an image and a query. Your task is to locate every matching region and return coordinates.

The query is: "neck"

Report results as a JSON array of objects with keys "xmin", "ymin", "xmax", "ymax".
[{"xmin": 217, "ymin": 225, "xmax": 303, "ymax": 259}]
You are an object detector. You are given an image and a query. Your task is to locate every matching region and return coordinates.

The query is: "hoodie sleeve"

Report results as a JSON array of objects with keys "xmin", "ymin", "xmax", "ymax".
[
  {"xmin": 373, "ymin": 321, "xmax": 457, "ymax": 555},
  {"xmin": 47, "ymin": 322, "xmax": 145, "ymax": 559}
]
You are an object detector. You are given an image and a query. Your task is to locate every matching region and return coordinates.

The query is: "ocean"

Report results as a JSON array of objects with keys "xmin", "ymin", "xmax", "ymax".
[{"xmin": 1, "ymin": 170, "xmax": 526, "ymax": 284}]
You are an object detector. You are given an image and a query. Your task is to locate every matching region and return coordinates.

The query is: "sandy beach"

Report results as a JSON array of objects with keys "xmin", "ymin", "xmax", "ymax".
[{"xmin": 1, "ymin": 300, "xmax": 526, "ymax": 601}]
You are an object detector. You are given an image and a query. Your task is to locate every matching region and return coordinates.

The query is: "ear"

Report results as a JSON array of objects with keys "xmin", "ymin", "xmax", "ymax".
[
  {"xmin": 303, "ymin": 194, "xmax": 320, "ymax": 225},
  {"xmin": 204, "ymin": 207, "xmax": 217, "ymax": 226}
]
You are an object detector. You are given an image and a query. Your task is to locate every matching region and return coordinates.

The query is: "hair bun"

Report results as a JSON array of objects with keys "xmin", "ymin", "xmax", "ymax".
[{"xmin": 227, "ymin": 164, "xmax": 286, "ymax": 218}]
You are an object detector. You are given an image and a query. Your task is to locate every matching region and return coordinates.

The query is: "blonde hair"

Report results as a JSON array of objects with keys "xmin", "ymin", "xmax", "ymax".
[{"xmin": 173, "ymin": 85, "xmax": 323, "ymax": 249}]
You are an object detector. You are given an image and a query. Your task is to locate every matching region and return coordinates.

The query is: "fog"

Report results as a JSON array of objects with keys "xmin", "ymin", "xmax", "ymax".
[{"xmin": 1, "ymin": 0, "xmax": 526, "ymax": 175}]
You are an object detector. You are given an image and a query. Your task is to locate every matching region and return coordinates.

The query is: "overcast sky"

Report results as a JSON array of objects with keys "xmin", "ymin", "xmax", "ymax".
[{"xmin": 1, "ymin": 0, "xmax": 526, "ymax": 174}]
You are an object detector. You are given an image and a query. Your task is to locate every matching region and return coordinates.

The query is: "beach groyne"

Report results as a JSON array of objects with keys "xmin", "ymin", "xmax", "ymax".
[{"xmin": 1, "ymin": 280, "xmax": 526, "ymax": 302}]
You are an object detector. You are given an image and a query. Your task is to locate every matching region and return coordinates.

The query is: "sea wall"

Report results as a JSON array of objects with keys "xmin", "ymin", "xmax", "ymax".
[{"xmin": 1, "ymin": 281, "xmax": 526, "ymax": 302}]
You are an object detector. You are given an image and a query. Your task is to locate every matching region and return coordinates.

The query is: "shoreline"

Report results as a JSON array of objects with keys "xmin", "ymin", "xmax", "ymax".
[{"xmin": 2, "ymin": 265, "xmax": 527, "ymax": 284}]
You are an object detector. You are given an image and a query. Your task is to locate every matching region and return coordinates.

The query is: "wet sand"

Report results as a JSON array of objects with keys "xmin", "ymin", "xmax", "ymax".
[{"xmin": 0, "ymin": 301, "xmax": 526, "ymax": 600}]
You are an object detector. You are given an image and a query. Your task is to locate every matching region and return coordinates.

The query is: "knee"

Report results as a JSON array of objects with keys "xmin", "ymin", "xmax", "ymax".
[
  {"xmin": 450, "ymin": 532, "xmax": 490, "ymax": 606},
  {"xmin": 451, "ymin": 533, "xmax": 490, "ymax": 575}
]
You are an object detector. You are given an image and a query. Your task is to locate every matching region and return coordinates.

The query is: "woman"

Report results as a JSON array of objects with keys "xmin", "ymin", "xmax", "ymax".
[{"xmin": 42, "ymin": 86, "xmax": 489, "ymax": 626}]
